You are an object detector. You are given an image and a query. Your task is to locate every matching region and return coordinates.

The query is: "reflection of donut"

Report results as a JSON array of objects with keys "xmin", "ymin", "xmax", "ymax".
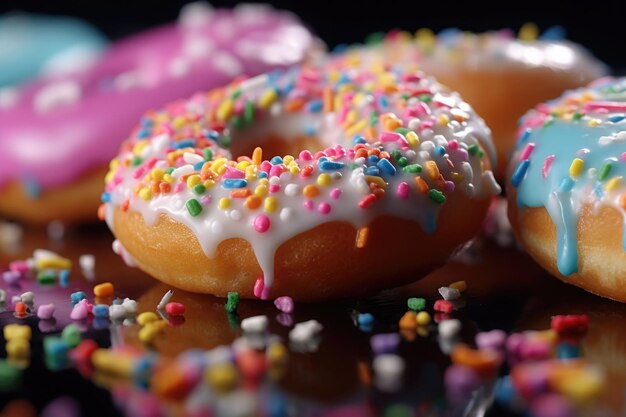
[
  {"xmin": 334, "ymin": 26, "xmax": 607, "ymax": 180},
  {"xmin": 0, "ymin": 13, "xmax": 106, "ymax": 87},
  {"xmin": 0, "ymin": 2, "xmax": 320, "ymax": 225},
  {"xmin": 507, "ymin": 77, "xmax": 626, "ymax": 302},
  {"xmin": 103, "ymin": 64, "xmax": 499, "ymax": 300}
]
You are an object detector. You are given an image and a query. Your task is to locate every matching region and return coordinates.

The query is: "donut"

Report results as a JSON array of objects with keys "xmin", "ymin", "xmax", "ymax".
[
  {"xmin": 102, "ymin": 63, "xmax": 500, "ymax": 301},
  {"xmin": 0, "ymin": 12, "xmax": 106, "ymax": 88},
  {"xmin": 333, "ymin": 25, "xmax": 608, "ymax": 180},
  {"xmin": 0, "ymin": 2, "xmax": 320, "ymax": 226},
  {"xmin": 507, "ymin": 76, "xmax": 626, "ymax": 302}
]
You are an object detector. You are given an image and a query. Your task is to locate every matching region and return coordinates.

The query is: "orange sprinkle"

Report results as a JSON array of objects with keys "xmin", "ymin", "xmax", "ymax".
[
  {"xmin": 244, "ymin": 195, "xmax": 262, "ymax": 210},
  {"xmin": 252, "ymin": 147, "xmax": 263, "ymax": 166},
  {"xmin": 620, "ymin": 194, "xmax": 626, "ymax": 211},
  {"xmin": 415, "ymin": 177, "xmax": 429, "ymax": 194},
  {"xmin": 367, "ymin": 148, "xmax": 380, "ymax": 157},
  {"xmin": 150, "ymin": 181, "xmax": 160, "ymax": 195},
  {"xmin": 303, "ymin": 185, "xmax": 320, "ymax": 198},
  {"xmin": 383, "ymin": 115, "xmax": 402, "ymax": 131},
  {"xmin": 285, "ymin": 98, "xmax": 305, "ymax": 112},
  {"xmin": 426, "ymin": 161, "xmax": 440, "ymax": 180},
  {"xmin": 97, "ymin": 204, "xmax": 106, "ymax": 221},
  {"xmin": 355, "ymin": 149, "xmax": 368, "ymax": 159},
  {"xmin": 379, "ymin": 151, "xmax": 390, "ymax": 160},
  {"xmin": 301, "ymin": 165, "xmax": 314, "ymax": 178},
  {"xmin": 399, "ymin": 311, "xmax": 418, "ymax": 330},
  {"xmin": 94, "ymin": 282, "xmax": 114, "ymax": 297},
  {"xmin": 365, "ymin": 127, "xmax": 377, "ymax": 139},
  {"xmin": 230, "ymin": 189, "xmax": 251, "ymax": 199},
  {"xmin": 159, "ymin": 182, "xmax": 171, "ymax": 194},
  {"xmin": 323, "ymin": 87, "xmax": 334, "ymax": 112},
  {"xmin": 121, "ymin": 199, "xmax": 130, "ymax": 212},
  {"xmin": 358, "ymin": 360, "xmax": 372, "ymax": 386},
  {"xmin": 371, "ymin": 184, "xmax": 385, "ymax": 199},
  {"xmin": 355, "ymin": 227, "xmax": 369, "ymax": 248}
]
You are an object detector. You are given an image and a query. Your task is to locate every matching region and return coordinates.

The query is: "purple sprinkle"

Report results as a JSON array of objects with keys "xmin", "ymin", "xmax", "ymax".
[
  {"xmin": 476, "ymin": 329, "xmax": 507, "ymax": 351},
  {"xmin": 274, "ymin": 296, "xmax": 294, "ymax": 313},
  {"xmin": 531, "ymin": 393, "xmax": 574, "ymax": 417},
  {"xmin": 444, "ymin": 364, "xmax": 481, "ymax": 404},
  {"xmin": 370, "ymin": 333, "xmax": 400, "ymax": 355},
  {"xmin": 276, "ymin": 313, "xmax": 294, "ymax": 327},
  {"xmin": 2, "ymin": 270, "xmax": 21, "ymax": 284}
]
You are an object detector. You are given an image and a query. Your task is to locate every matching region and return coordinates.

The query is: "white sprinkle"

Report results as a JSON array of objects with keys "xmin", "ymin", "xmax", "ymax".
[
  {"xmin": 178, "ymin": 1, "xmax": 214, "ymax": 28},
  {"xmin": 109, "ymin": 304, "xmax": 127, "ymax": 321},
  {"xmin": 0, "ymin": 289, "xmax": 5, "ymax": 304},
  {"xmin": 279, "ymin": 208, "xmax": 292, "ymax": 222},
  {"xmin": 373, "ymin": 354, "xmax": 405, "ymax": 392},
  {"xmin": 34, "ymin": 81, "xmax": 81, "ymax": 113},
  {"xmin": 483, "ymin": 170, "xmax": 502, "ymax": 195},
  {"xmin": 241, "ymin": 315, "xmax": 268, "ymax": 333},
  {"xmin": 11, "ymin": 295, "xmax": 21, "ymax": 305},
  {"xmin": 289, "ymin": 320, "xmax": 323, "ymax": 344},
  {"xmin": 79, "ymin": 254, "xmax": 95, "ymax": 275},
  {"xmin": 171, "ymin": 164, "xmax": 195, "ymax": 179},
  {"xmin": 183, "ymin": 152, "xmax": 205, "ymax": 165},
  {"xmin": 157, "ymin": 290, "xmax": 174, "ymax": 310},
  {"xmin": 19, "ymin": 292, "xmax": 34, "ymax": 305},
  {"xmin": 438, "ymin": 319, "xmax": 462, "ymax": 339},
  {"xmin": 121, "ymin": 298, "xmax": 138, "ymax": 315},
  {"xmin": 239, "ymin": 74, "xmax": 269, "ymax": 93},
  {"xmin": 438, "ymin": 287, "xmax": 461, "ymax": 301},
  {"xmin": 230, "ymin": 210, "xmax": 242, "ymax": 221},
  {"xmin": 284, "ymin": 184, "xmax": 300, "ymax": 196}
]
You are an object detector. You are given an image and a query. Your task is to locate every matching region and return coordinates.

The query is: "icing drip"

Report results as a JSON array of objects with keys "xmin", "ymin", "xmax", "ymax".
[
  {"xmin": 104, "ymin": 66, "xmax": 498, "ymax": 293},
  {"xmin": 512, "ymin": 78, "xmax": 626, "ymax": 275}
]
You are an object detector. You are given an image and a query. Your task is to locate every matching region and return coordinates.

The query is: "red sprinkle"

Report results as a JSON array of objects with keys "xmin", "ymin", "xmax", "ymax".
[
  {"xmin": 434, "ymin": 300, "xmax": 453, "ymax": 314},
  {"xmin": 550, "ymin": 314, "xmax": 589, "ymax": 334},
  {"xmin": 359, "ymin": 194, "xmax": 377, "ymax": 209},
  {"xmin": 165, "ymin": 302, "xmax": 185, "ymax": 316}
]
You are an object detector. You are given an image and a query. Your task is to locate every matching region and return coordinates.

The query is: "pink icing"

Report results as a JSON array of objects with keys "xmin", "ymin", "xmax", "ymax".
[{"xmin": 0, "ymin": 3, "xmax": 319, "ymax": 189}]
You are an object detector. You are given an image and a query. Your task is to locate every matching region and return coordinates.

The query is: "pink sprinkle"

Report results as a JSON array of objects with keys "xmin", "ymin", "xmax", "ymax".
[
  {"xmin": 253, "ymin": 277, "xmax": 270, "ymax": 300},
  {"xmin": 346, "ymin": 149, "xmax": 356, "ymax": 160},
  {"xmin": 314, "ymin": 151, "xmax": 327, "ymax": 160},
  {"xmin": 162, "ymin": 124, "xmax": 174, "ymax": 135},
  {"xmin": 222, "ymin": 167, "xmax": 245, "ymax": 179},
  {"xmin": 396, "ymin": 182, "xmax": 409, "ymax": 199},
  {"xmin": 174, "ymin": 183, "xmax": 184, "ymax": 193},
  {"xmin": 269, "ymin": 184, "xmax": 280, "ymax": 193},
  {"xmin": 274, "ymin": 296, "xmax": 294, "ymax": 313},
  {"xmin": 269, "ymin": 165, "xmax": 283, "ymax": 178},
  {"xmin": 542, "ymin": 155, "xmax": 555, "ymax": 178},
  {"xmin": 448, "ymin": 140, "xmax": 459, "ymax": 150},
  {"xmin": 132, "ymin": 167, "xmax": 146, "ymax": 180},
  {"xmin": 620, "ymin": 152, "xmax": 626, "ymax": 161},
  {"xmin": 9, "ymin": 261, "xmax": 29, "ymax": 274},
  {"xmin": 519, "ymin": 143, "xmax": 536, "ymax": 161},
  {"xmin": 338, "ymin": 105, "xmax": 349, "ymax": 123},
  {"xmin": 318, "ymin": 202, "xmax": 331, "ymax": 214},
  {"xmin": 380, "ymin": 132, "xmax": 402, "ymax": 143},
  {"xmin": 419, "ymin": 120, "xmax": 434, "ymax": 131},
  {"xmin": 303, "ymin": 200, "xmax": 314, "ymax": 211},
  {"xmin": 456, "ymin": 148, "xmax": 469, "ymax": 162},
  {"xmin": 325, "ymin": 147, "xmax": 337, "ymax": 157},
  {"xmin": 584, "ymin": 101, "xmax": 626, "ymax": 112},
  {"xmin": 401, "ymin": 73, "xmax": 422, "ymax": 83},
  {"xmin": 260, "ymin": 161, "xmax": 272, "ymax": 173},
  {"xmin": 330, "ymin": 188, "xmax": 342, "ymax": 199},
  {"xmin": 406, "ymin": 102, "xmax": 431, "ymax": 117},
  {"xmin": 145, "ymin": 158, "xmax": 158, "ymax": 169},
  {"xmin": 201, "ymin": 195, "xmax": 211, "ymax": 205},
  {"xmin": 253, "ymin": 215, "xmax": 270, "ymax": 233},
  {"xmin": 70, "ymin": 302, "xmax": 89, "ymax": 320},
  {"xmin": 37, "ymin": 304, "xmax": 56, "ymax": 320},
  {"xmin": 299, "ymin": 150, "xmax": 313, "ymax": 161}
]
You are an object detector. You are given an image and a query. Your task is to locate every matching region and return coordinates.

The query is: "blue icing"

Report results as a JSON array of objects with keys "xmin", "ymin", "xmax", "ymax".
[
  {"xmin": 515, "ymin": 121, "xmax": 626, "ymax": 276},
  {"xmin": 0, "ymin": 13, "xmax": 107, "ymax": 87}
]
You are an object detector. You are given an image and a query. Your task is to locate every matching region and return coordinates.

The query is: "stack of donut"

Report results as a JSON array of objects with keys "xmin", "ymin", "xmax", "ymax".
[{"xmin": 0, "ymin": 2, "xmax": 321, "ymax": 225}]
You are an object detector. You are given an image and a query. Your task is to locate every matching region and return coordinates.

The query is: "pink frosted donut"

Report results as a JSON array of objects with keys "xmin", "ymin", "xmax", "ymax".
[{"xmin": 0, "ymin": 2, "xmax": 321, "ymax": 225}]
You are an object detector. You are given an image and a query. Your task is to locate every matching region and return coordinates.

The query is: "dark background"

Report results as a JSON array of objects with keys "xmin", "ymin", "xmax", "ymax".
[{"xmin": 1, "ymin": 0, "xmax": 626, "ymax": 72}]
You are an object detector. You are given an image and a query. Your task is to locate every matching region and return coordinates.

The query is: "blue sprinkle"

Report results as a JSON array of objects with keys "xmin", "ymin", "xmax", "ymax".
[
  {"xmin": 494, "ymin": 376, "xmax": 516, "ymax": 406},
  {"xmin": 377, "ymin": 158, "xmax": 397, "ymax": 176},
  {"xmin": 438, "ymin": 27, "xmax": 462, "ymax": 43},
  {"xmin": 378, "ymin": 96, "xmax": 389, "ymax": 109},
  {"xmin": 206, "ymin": 130, "xmax": 219, "ymax": 141},
  {"xmin": 193, "ymin": 161, "xmax": 205, "ymax": 171},
  {"xmin": 92, "ymin": 304, "xmax": 109, "ymax": 318},
  {"xmin": 133, "ymin": 354, "xmax": 157, "ymax": 389},
  {"xmin": 101, "ymin": 192, "xmax": 111, "ymax": 203},
  {"xmin": 23, "ymin": 178, "xmax": 41, "ymax": 199},
  {"xmin": 368, "ymin": 155, "xmax": 380, "ymax": 164},
  {"xmin": 593, "ymin": 183, "xmax": 604, "ymax": 199},
  {"xmin": 258, "ymin": 171, "xmax": 268, "ymax": 179},
  {"xmin": 319, "ymin": 160, "xmax": 345, "ymax": 171},
  {"xmin": 353, "ymin": 135, "xmax": 366, "ymax": 145},
  {"xmin": 539, "ymin": 25, "xmax": 566, "ymax": 41},
  {"xmin": 511, "ymin": 160, "xmax": 530, "ymax": 187},
  {"xmin": 92, "ymin": 317, "xmax": 110, "ymax": 330},
  {"xmin": 173, "ymin": 139, "xmax": 195, "ymax": 149},
  {"xmin": 307, "ymin": 100, "xmax": 323, "ymax": 113},
  {"xmin": 364, "ymin": 166, "xmax": 380, "ymax": 176},
  {"xmin": 357, "ymin": 313, "xmax": 374, "ymax": 326},
  {"xmin": 140, "ymin": 118, "xmax": 153, "ymax": 127},
  {"xmin": 70, "ymin": 291, "xmax": 87, "ymax": 306},
  {"xmin": 59, "ymin": 270, "xmax": 70, "ymax": 288},
  {"xmin": 337, "ymin": 73, "xmax": 351, "ymax": 85},
  {"xmin": 270, "ymin": 156, "xmax": 283, "ymax": 165},
  {"xmin": 136, "ymin": 128, "xmax": 150, "ymax": 139},
  {"xmin": 318, "ymin": 156, "xmax": 328, "ymax": 163},
  {"xmin": 332, "ymin": 43, "xmax": 348, "ymax": 54},
  {"xmin": 281, "ymin": 82, "xmax": 294, "ymax": 96},
  {"xmin": 518, "ymin": 128, "xmax": 532, "ymax": 145},
  {"xmin": 608, "ymin": 114, "xmax": 626, "ymax": 123},
  {"xmin": 558, "ymin": 177, "xmax": 575, "ymax": 193},
  {"xmin": 435, "ymin": 145, "xmax": 446, "ymax": 157},
  {"xmin": 266, "ymin": 393, "xmax": 287, "ymax": 417},
  {"xmin": 44, "ymin": 337, "xmax": 69, "ymax": 371},
  {"xmin": 304, "ymin": 125, "xmax": 317, "ymax": 136},
  {"xmin": 223, "ymin": 179, "xmax": 248, "ymax": 189},
  {"xmin": 556, "ymin": 342, "xmax": 580, "ymax": 359}
]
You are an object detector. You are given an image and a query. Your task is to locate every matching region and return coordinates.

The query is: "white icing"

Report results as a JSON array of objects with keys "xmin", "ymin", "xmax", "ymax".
[{"xmin": 34, "ymin": 80, "xmax": 81, "ymax": 113}]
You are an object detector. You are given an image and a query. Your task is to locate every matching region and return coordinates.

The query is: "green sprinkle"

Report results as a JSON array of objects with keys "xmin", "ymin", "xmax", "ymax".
[
  {"xmin": 383, "ymin": 404, "xmax": 413, "ymax": 417},
  {"xmin": 365, "ymin": 31, "xmax": 386, "ymax": 45},
  {"xmin": 37, "ymin": 271, "xmax": 56, "ymax": 285},
  {"xmin": 230, "ymin": 116, "xmax": 244, "ymax": 131},
  {"xmin": 186, "ymin": 199, "xmax": 202, "ymax": 217},
  {"xmin": 166, "ymin": 167, "xmax": 175, "ymax": 174},
  {"xmin": 391, "ymin": 149, "xmax": 402, "ymax": 161},
  {"xmin": 220, "ymin": 135, "xmax": 231, "ymax": 148},
  {"xmin": 193, "ymin": 184, "xmax": 206, "ymax": 195},
  {"xmin": 225, "ymin": 291, "xmax": 240, "ymax": 313},
  {"xmin": 61, "ymin": 324, "xmax": 81, "ymax": 348},
  {"xmin": 418, "ymin": 94, "xmax": 432, "ymax": 103},
  {"xmin": 203, "ymin": 148, "xmax": 213, "ymax": 161},
  {"xmin": 243, "ymin": 101, "xmax": 255, "ymax": 125},
  {"xmin": 231, "ymin": 89, "xmax": 242, "ymax": 100},
  {"xmin": 428, "ymin": 189, "xmax": 446, "ymax": 204},
  {"xmin": 398, "ymin": 157, "xmax": 408, "ymax": 167},
  {"xmin": 0, "ymin": 360, "xmax": 21, "ymax": 392},
  {"xmin": 468, "ymin": 144, "xmax": 480, "ymax": 156},
  {"xmin": 401, "ymin": 93, "xmax": 411, "ymax": 101},
  {"xmin": 369, "ymin": 111, "xmax": 378, "ymax": 126},
  {"xmin": 395, "ymin": 127, "xmax": 411, "ymax": 136},
  {"xmin": 598, "ymin": 162, "xmax": 613, "ymax": 181},
  {"xmin": 572, "ymin": 112, "xmax": 583, "ymax": 121},
  {"xmin": 407, "ymin": 297, "xmax": 426, "ymax": 312},
  {"xmin": 543, "ymin": 118, "xmax": 555, "ymax": 128},
  {"xmin": 131, "ymin": 156, "xmax": 143, "ymax": 167},
  {"xmin": 403, "ymin": 164, "xmax": 422, "ymax": 174}
]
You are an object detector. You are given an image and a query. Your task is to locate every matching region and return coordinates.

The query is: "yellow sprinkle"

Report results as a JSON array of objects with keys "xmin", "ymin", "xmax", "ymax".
[
  {"xmin": 216, "ymin": 99, "xmax": 234, "ymax": 121},
  {"xmin": 92, "ymin": 349, "xmax": 134, "ymax": 377},
  {"xmin": 151, "ymin": 169, "xmax": 165, "ymax": 181},
  {"xmin": 3, "ymin": 324, "xmax": 32, "ymax": 341},
  {"xmin": 109, "ymin": 159, "xmax": 120, "ymax": 170},
  {"xmin": 345, "ymin": 119, "xmax": 369, "ymax": 137},
  {"xmin": 139, "ymin": 187, "xmax": 152, "ymax": 201},
  {"xmin": 355, "ymin": 227, "xmax": 369, "ymax": 249},
  {"xmin": 352, "ymin": 92, "xmax": 366, "ymax": 106},
  {"xmin": 451, "ymin": 172, "xmax": 463, "ymax": 183},
  {"xmin": 203, "ymin": 179, "xmax": 215, "ymax": 189},
  {"xmin": 186, "ymin": 175, "xmax": 202, "ymax": 188},
  {"xmin": 587, "ymin": 119, "xmax": 601, "ymax": 127},
  {"xmin": 254, "ymin": 184, "xmax": 268, "ymax": 197},
  {"xmin": 365, "ymin": 176, "xmax": 386, "ymax": 187},
  {"xmin": 216, "ymin": 165, "xmax": 227, "ymax": 175},
  {"xmin": 267, "ymin": 342, "xmax": 288, "ymax": 365},
  {"xmin": 252, "ymin": 147, "xmax": 263, "ymax": 166},
  {"xmin": 236, "ymin": 161, "xmax": 250, "ymax": 171},
  {"xmin": 289, "ymin": 165, "xmax": 300, "ymax": 175},
  {"xmin": 264, "ymin": 196, "xmax": 278, "ymax": 212},
  {"xmin": 449, "ymin": 280, "xmax": 467, "ymax": 292},
  {"xmin": 383, "ymin": 114, "xmax": 402, "ymax": 131},
  {"xmin": 104, "ymin": 171, "xmax": 115, "ymax": 184},
  {"xmin": 138, "ymin": 325, "xmax": 159, "ymax": 344},
  {"xmin": 6, "ymin": 339, "xmax": 29, "ymax": 360},
  {"xmin": 569, "ymin": 158, "xmax": 584, "ymax": 178},
  {"xmin": 205, "ymin": 362, "xmax": 238, "ymax": 393},
  {"xmin": 317, "ymin": 173, "xmax": 331, "ymax": 187},
  {"xmin": 426, "ymin": 161, "xmax": 441, "ymax": 180},
  {"xmin": 415, "ymin": 28, "xmax": 436, "ymax": 49},
  {"xmin": 258, "ymin": 89, "xmax": 278, "ymax": 109},
  {"xmin": 518, "ymin": 22, "xmax": 539, "ymax": 41},
  {"xmin": 406, "ymin": 131, "xmax": 420, "ymax": 147},
  {"xmin": 259, "ymin": 178, "xmax": 269, "ymax": 185},
  {"xmin": 163, "ymin": 174, "xmax": 173, "ymax": 184},
  {"xmin": 437, "ymin": 114, "xmax": 450, "ymax": 126},
  {"xmin": 132, "ymin": 142, "xmax": 148, "ymax": 156},
  {"xmin": 283, "ymin": 155, "xmax": 294, "ymax": 165},
  {"xmin": 344, "ymin": 110, "xmax": 358, "ymax": 126},
  {"xmin": 245, "ymin": 166, "xmax": 257, "ymax": 181},
  {"xmin": 218, "ymin": 198, "xmax": 230, "ymax": 210},
  {"xmin": 172, "ymin": 116, "xmax": 186, "ymax": 129},
  {"xmin": 211, "ymin": 158, "xmax": 227, "ymax": 171},
  {"xmin": 605, "ymin": 176, "xmax": 622, "ymax": 192},
  {"xmin": 416, "ymin": 311, "xmax": 431, "ymax": 326},
  {"xmin": 137, "ymin": 312, "xmax": 159, "ymax": 326}
]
